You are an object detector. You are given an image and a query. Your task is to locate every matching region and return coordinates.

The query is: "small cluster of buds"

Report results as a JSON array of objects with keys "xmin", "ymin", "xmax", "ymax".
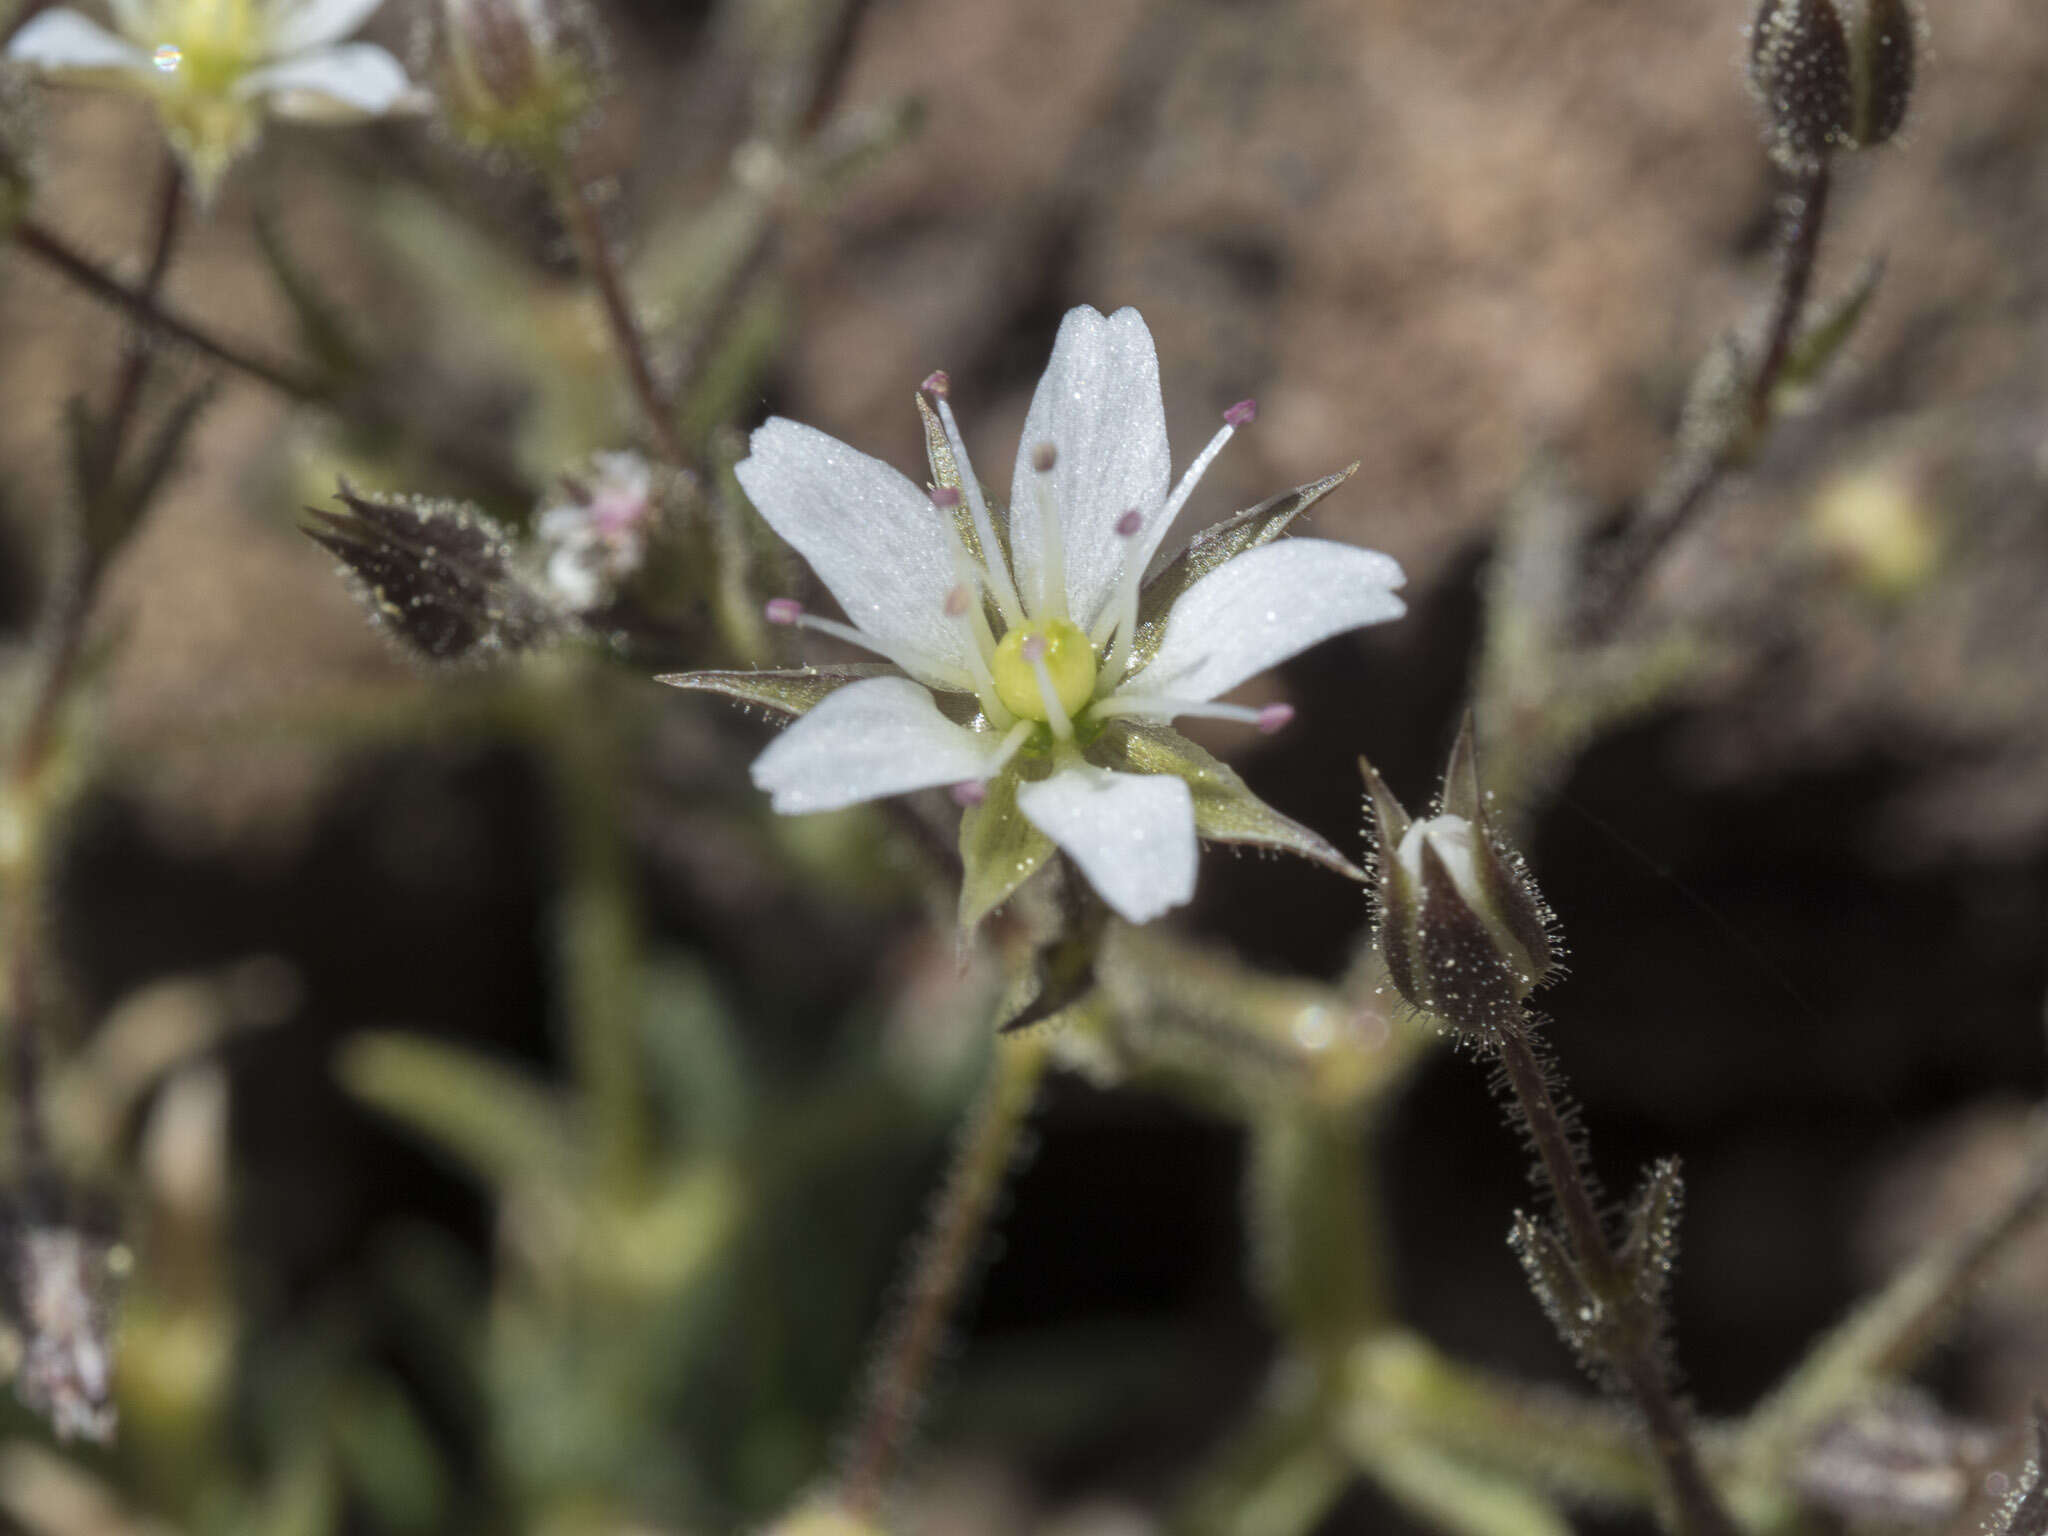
[
  {"xmin": 1748, "ymin": 0, "xmax": 1917, "ymax": 172},
  {"xmin": 1360, "ymin": 721, "xmax": 1559, "ymax": 1041}
]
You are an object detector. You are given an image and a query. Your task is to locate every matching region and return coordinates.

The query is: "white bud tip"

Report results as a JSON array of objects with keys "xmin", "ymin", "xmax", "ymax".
[
  {"xmin": 1031, "ymin": 441, "xmax": 1058, "ymax": 473},
  {"xmin": 921, "ymin": 370, "xmax": 951, "ymax": 398},
  {"xmin": 1114, "ymin": 508, "xmax": 1143, "ymax": 537},
  {"xmin": 950, "ymin": 779, "xmax": 987, "ymax": 807},
  {"xmin": 764, "ymin": 598, "xmax": 803, "ymax": 625},
  {"xmin": 1020, "ymin": 634, "xmax": 1047, "ymax": 663},
  {"xmin": 1223, "ymin": 398, "xmax": 1258, "ymax": 428},
  {"xmin": 1257, "ymin": 702, "xmax": 1295, "ymax": 735},
  {"xmin": 944, "ymin": 584, "xmax": 971, "ymax": 617},
  {"xmin": 930, "ymin": 486, "xmax": 961, "ymax": 508}
]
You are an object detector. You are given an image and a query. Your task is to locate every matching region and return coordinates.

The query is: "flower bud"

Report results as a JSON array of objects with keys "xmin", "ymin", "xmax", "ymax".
[
  {"xmin": 1749, "ymin": 0, "xmax": 1854, "ymax": 173},
  {"xmin": 1848, "ymin": 0, "xmax": 1916, "ymax": 149},
  {"xmin": 1361, "ymin": 720, "xmax": 1557, "ymax": 1039},
  {"xmin": 302, "ymin": 482, "xmax": 565, "ymax": 665},
  {"xmin": 438, "ymin": 0, "xmax": 596, "ymax": 159}
]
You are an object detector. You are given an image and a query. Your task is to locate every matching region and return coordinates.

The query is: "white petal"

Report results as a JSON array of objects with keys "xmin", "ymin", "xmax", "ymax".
[
  {"xmin": 1006, "ymin": 306, "xmax": 1171, "ymax": 631},
  {"xmin": 735, "ymin": 417, "xmax": 976, "ymax": 690},
  {"xmin": 6, "ymin": 9, "xmax": 148, "ymax": 74},
  {"xmin": 751, "ymin": 676, "xmax": 1008, "ymax": 814},
  {"xmin": 1116, "ymin": 538, "xmax": 1406, "ymax": 704},
  {"xmin": 1017, "ymin": 765, "xmax": 1196, "ymax": 925},
  {"xmin": 239, "ymin": 42, "xmax": 416, "ymax": 116},
  {"xmin": 266, "ymin": 0, "xmax": 388, "ymax": 53}
]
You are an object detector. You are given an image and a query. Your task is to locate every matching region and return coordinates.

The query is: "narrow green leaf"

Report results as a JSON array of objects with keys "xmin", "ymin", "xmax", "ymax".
[
  {"xmin": 338, "ymin": 1031, "xmax": 576, "ymax": 1191},
  {"xmin": 1094, "ymin": 718, "xmax": 1365, "ymax": 880},
  {"xmin": 958, "ymin": 764, "xmax": 1057, "ymax": 934},
  {"xmin": 1618, "ymin": 1157, "xmax": 1685, "ymax": 1313},
  {"xmin": 655, "ymin": 663, "xmax": 894, "ymax": 718},
  {"xmin": 1777, "ymin": 255, "xmax": 1885, "ymax": 398}
]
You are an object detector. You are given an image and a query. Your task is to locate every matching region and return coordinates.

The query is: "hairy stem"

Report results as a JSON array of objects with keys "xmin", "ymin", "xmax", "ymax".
[
  {"xmin": 1587, "ymin": 162, "xmax": 1833, "ymax": 635},
  {"xmin": 89, "ymin": 150, "xmax": 185, "ymax": 507},
  {"xmin": 839, "ymin": 1031, "xmax": 1048, "ymax": 1517},
  {"xmin": 1494, "ymin": 1025, "xmax": 1740, "ymax": 1536},
  {"xmin": 552, "ymin": 171, "xmax": 688, "ymax": 468}
]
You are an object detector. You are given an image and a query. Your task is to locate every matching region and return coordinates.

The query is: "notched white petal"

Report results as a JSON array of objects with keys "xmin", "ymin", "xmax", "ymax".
[
  {"xmin": 1017, "ymin": 766, "xmax": 1197, "ymax": 925},
  {"xmin": 266, "ymin": 0, "xmax": 391, "ymax": 54},
  {"xmin": 7, "ymin": 9, "xmax": 148, "ymax": 75},
  {"xmin": 751, "ymin": 676, "xmax": 1008, "ymax": 814},
  {"xmin": 736, "ymin": 418, "xmax": 976, "ymax": 689},
  {"xmin": 1007, "ymin": 305, "xmax": 1171, "ymax": 630},
  {"xmin": 242, "ymin": 43, "xmax": 421, "ymax": 116},
  {"xmin": 1118, "ymin": 538, "xmax": 1406, "ymax": 705}
]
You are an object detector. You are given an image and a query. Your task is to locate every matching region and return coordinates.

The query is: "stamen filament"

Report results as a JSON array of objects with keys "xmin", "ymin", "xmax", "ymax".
[
  {"xmin": 945, "ymin": 585, "xmax": 1015, "ymax": 728},
  {"xmin": 1093, "ymin": 508, "xmax": 1149, "ymax": 694},
  {"xmin": 934, "ymin": 397, "xmax": 1026, "ymax": 626},
  {"xmin": 767, "ymin": 603, "xmax": 974, "ymax": 690},
  {"xmin": 948, "ymin": 719, "xmax": 1035, "ymax": 806},
  {"xmin": 1161, "ymin": 419, "xmax": 1239, "ymax": 529},
  {"xmin": 1091, "ymin": 696, "xmax": 1296, "ymax": 734},
  {"xmin": 1031, "ymin": 443, "xmax": 1067, "ymax": 620}
]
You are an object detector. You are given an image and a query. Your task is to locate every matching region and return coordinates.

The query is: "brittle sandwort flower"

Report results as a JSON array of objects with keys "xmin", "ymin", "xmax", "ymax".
[
  {"xmin": 664, "ymin": 306, "xmax": 1407, "ymax": 927},
  {"xmin": 7, "ymin": 0, "xmax": 424, "ymax": 197}
]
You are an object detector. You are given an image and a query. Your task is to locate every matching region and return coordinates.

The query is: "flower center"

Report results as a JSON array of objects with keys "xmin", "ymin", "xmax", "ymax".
[{"xmin": 991, "ymin": 619, "xmax": 1096, "ymax": 723}]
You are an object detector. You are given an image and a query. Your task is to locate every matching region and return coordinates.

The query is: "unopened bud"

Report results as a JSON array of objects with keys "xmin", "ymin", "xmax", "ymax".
[
  {"xmin": 439, "ymin": 0, "xmax": 596, "ymax": 158},
  {"xmin": 1848, "ymin": 0, "xmax": 1916, "ymax": 149},
  {"xmin": 302, "ymin": 482, "xmax": 563, "ymax": 665},
  {"xmin": 1360, "ymin": 719, "xmax": 1558, "ymax": 1040},
  {"xmin": 1749, "ymin": 0, "xmax": 1854, "ymax": 173}
]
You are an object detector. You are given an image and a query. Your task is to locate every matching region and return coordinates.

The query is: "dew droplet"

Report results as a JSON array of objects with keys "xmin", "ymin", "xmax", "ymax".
[{"xmin": 152, "ymin": 43, "xmax": 182, "ymax": 72}]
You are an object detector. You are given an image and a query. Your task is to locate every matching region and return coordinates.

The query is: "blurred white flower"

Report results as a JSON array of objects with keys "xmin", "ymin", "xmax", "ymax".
[
  {"xmin": 719, "ymin": 305, "xmax": 1407, "ymax": 926},
  {"xmin": 8, "ymin": 0, "xmax": 426, "ymax": 196},
  {"xmin": 536, "ymin": 450, "xmax": 656, "ymax": 613}
]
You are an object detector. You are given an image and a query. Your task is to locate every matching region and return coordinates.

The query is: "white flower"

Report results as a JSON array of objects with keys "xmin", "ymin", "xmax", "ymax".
[
  {"xmin": 714, "ymin": 305, "xmax": 1407, "ymax": 926},
  {"xmin": 536, "ymin": 450, "xmax": 656, "ymax": 613},
  {"xmin": 8, "ymin": 0, "xmax": 425, "ymax": 196}
]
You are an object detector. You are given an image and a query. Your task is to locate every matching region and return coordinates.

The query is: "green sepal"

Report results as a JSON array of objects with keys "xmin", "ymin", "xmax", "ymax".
[
  {"xmin": 1125, "ymin": 462, "xmax": 1359, "ymax": 674},
  {"xmin": 958, "ymin": 763, "xmax": 1057, "ymax": 935},
  {"xmin": 655, "ymin": 663, "xmax": 894, "ymax": 718},
  {"xmin": 1093, "ymin": 718, "xmax": 1365, "ymax": 881},
  {"xmin": 917, "ymin": 391, "xmax": 961, "ymax": 490},
  {"xmin": 338, "ymin": 1031, "xmax": 577, "ymax": 1192},
  {"xmin": 917, "ymin": 390, "xmax": 1011, "ymax": 580}
]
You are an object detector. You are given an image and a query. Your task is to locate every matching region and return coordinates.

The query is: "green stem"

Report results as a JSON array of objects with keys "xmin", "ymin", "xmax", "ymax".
[
  {"xmin": 838, "ymin": 1030, "xmax": 1049, "ymax": 1516},
  {"xmin": 1494, "ymin": 1024, "xmax": 1740, "ymax": 1536},
  {"xmin": 551, "ymin": 168, "xmax": 688, "ymax": 468},
  {"xmin": 539, "ymin": 663, "xmax": 648, "ymax": 1198}
]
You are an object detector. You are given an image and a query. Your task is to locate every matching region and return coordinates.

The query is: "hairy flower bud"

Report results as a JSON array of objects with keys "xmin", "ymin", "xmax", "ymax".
[
  {"xmin": 1749, "ymin": 0, "xmax": 1854, "ymax": 173},
  {"xmin": 1361, "ymin": 721, "xmax": 1557, "ymax": 1039},
  {"xmin": 1848, "ymin": 0, "xmax": 1916, "ymax": 149},
  {"xmin": 438, "ymin": 0, "xmax": 596, "ymax": 158},
  {"xmin": 302, "ymin": 482, "xmax": 565, "ymax": 664}
]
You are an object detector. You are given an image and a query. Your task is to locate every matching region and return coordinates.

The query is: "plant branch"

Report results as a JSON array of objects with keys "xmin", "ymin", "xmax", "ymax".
[
  {"xmin": 88, "ymin": 149, "xmax": 185, "ymax": 506},
  {"xmin": 1494, "ymin": 1024, "xmax": 1741, "ymax": 1536},
  {"xmin": 553, "ymin": 171, "xmax": 688, "ymax": 468},
  {"xmin": 1586, "ymin": 163, "xmax": 1833, "ymax": 636},
  {"xmin": 11, "ymin": 219, "xmax": 534, "ymax": 501},
  {"xmin": 839, "ymin": 1030, "xmax": 1048, "ymax": 1517}
]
